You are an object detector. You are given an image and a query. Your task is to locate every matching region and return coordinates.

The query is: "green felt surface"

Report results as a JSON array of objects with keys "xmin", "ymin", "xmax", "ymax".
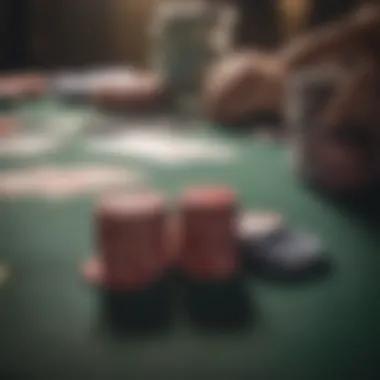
[{"xmin": 0, "ymin": 100, "xmax": 379, "ymax": 380}]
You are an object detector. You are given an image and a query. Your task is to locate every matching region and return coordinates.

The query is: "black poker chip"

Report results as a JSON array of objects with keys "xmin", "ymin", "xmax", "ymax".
[{"xmin": 238, "ymin": 211, "xmax": 326, "ymax": 279}]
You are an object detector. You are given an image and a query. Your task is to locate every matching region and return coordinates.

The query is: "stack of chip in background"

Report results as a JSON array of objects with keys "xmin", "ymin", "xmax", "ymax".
[
  {"xmin": 287, "ymin": 64, "xmax": 379, "ymax": 196},
  {"xmin": 89, "ymin": 70, "xmax": 165, "ymax": 115},
  {"xmin": 0, "ymin": 72, "xmax": 47, "ymax": 112},
  {"xmin": 50, "ymin": 71, "xmax": 91, "ymax": 104},
  {"xmin": 0, "ymin": 73, "xmax": 48, "ymax": 136},
  {"xmin": 50, "ymin": 68, "xmax": 166, "ymax": 118}
]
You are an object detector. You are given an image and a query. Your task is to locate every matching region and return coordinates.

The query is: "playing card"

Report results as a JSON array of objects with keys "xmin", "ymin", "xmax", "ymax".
[
  {"xmin": 0, "ymin": 165, "xmax": 144, "ymax": 199},
  {"xmin": 70, "ymin": 165, "xmax": 143, "ymax": 193},
  {"xmin": 0, "ymin": 135, "xmax": 59, "ymax": 156},
  {"xmin": 0, "ymin": 171, "xmax": 40, "ymax": 197},
  {"xmin": 86, "ymin": 129, "xmax": 237, "ymax": 166}
]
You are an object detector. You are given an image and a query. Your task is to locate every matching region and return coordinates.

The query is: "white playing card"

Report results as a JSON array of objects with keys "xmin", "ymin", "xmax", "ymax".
[
  {"xmin": 0, "ymin": 135, "xmax": 59, "ymax": 156},
  {"xmin": 86, "ymin": 129, "xmax": 237, "ymax": 166},
  {"xmin": 0, "ymin": 165, "xmax": 145, "ymax": 199},
  {"xmin": 0, "ymin": 171, "xmax": 40, "ymax": 196},
  {"xmin": 71, "ymin": 165, "xmax": 143, "ymax": 191}
]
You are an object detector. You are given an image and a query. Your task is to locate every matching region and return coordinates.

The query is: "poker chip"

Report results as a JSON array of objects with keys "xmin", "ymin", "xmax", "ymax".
[
  {"xmin": 51, "ymin": 73, "xmax": 92, "ymax": 103},
  {"xmin": 0, "ymin": 73, "xmax": 46, "ymax": 101},
  {"xmin": 181, "ymin": 185, "xmax": 236, "ymax": 210},
  {"xmin": 83, "ymin": 191, "xmax": 168, "ymax": 291},
  {"xmin": 15, "ymin": 73, "xmax": 47, "ymax": 98},
  {"xmin": 238, "ymin": 211, "xmax": 325, "ymax": 277},
  {"xmin": 268, "ymin": 230, "xmax": 323, "ymax": 270},
  {"xmin": 98, "ymin": 192, "xmax": 164, "ymax": 217},
  {"xmin": 90, "ymin": 72, "xmax": 165, "ymax": 112},
  {"xmin": 0, "ymin": 263, "xmax": 10, "ymax": 287},
  {"xmin": 179, "ymin": 185, "xmax": 240, "ymax": 281},
  {"xmin": 238, "ymin": 211, "xmax": 285, "ymax": 240},
  {"xmin": 0, "ymin": 79, "xmax": 23, "ymax": 103}
]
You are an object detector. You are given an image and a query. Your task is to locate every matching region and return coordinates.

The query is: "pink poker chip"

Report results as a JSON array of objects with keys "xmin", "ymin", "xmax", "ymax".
[
  {"xmin": 180, "ymin": 185, "xmax": 240, "ymax": 281},
  {"xmin": 181, "ymin": 185, "xmax": 237, "ymax": 210},
  {"xmin": 84, "ymin": 191, "xmax": 168, "ymax": 291}
]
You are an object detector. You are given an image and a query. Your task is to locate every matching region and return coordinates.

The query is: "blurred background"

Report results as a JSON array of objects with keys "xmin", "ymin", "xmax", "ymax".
[{"xmin": 0, "ymin": 0, "xmax": 362, "ymax": 70}]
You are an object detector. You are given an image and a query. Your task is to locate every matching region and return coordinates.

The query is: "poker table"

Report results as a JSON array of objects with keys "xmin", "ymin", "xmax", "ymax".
[{"xmin": 0, "ymin": 99, "xmax": 379, "ymax": 380}]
